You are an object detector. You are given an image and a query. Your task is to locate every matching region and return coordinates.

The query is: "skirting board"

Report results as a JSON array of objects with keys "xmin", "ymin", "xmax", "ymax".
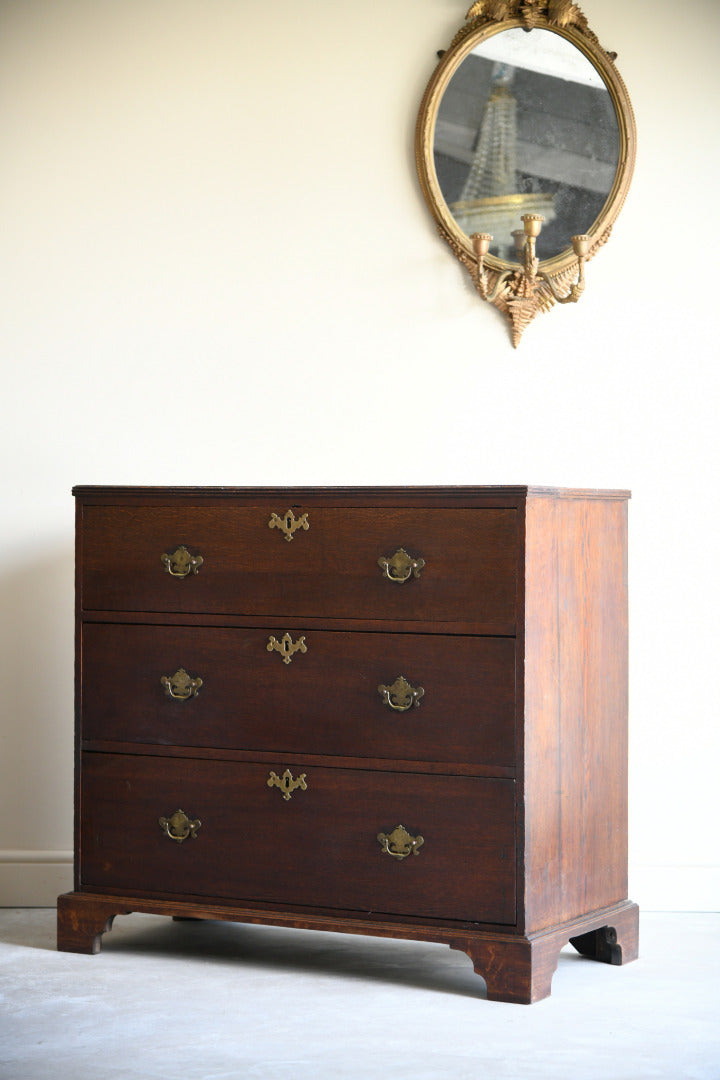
[
  {"xmin": 629, "ymin": 866, "xmax": 720, "ymax": 913},
  {"xmin": 0, "ymin": 852, "xmax": 73, "ymax": 907},
  {"xmin": 1, "ymin": 856, "xmax": 718, "ymax": 911}
]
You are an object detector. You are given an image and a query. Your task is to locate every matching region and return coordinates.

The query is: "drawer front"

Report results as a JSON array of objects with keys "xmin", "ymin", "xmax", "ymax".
[
  {"xmin": 80, "ymin": 753, "xmax": 517, "ymax": 925},
  {"xmin": 82, "ymin": 624, "xmax": 516, "ymax": 766},
  {"xmin": 80, "ymin": 505, "xmax": 518, "ymax": 629}
]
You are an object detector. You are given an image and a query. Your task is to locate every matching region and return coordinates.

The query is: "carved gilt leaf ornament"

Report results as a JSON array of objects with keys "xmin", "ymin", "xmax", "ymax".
[{"xmin": 416, "ymin": 0, "xmax": 636, "ymax": 345}]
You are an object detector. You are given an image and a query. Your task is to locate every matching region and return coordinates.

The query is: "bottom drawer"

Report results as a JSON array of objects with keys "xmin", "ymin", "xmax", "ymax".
[{"xmin": 80, "ymin": 753, "xmax": 516, "ymax": 925}]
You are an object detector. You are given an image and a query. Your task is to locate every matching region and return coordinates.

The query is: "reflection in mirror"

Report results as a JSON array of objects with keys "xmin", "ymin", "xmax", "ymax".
[{"xmin": 434, "ymin": 28, "xmax": 620, "ymax": 263}]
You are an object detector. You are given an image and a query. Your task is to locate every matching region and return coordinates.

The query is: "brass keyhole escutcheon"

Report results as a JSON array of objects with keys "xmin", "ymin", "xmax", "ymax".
[
  {"xmin": 161, "ymin": 546, "xmax": 203, "ymax": 578},
  {"xmin": 267, "ymin": 769, "xmax": 307, "ymax": 801},
  {"xmin": 161, "ymin": 668, "xmax": 203, "ymax": 701},
  {"xmin": 267, "ymin": 633, "xmax": 307, "ymax": 665},
  {"xmin": 378, "ymin": 676, "xmax": 424, "ymax": 712},
  {"xmin": 159, "ymin": 809, "xmax": 201, "ymax": 843},
  {"xmin": 377, "ymin": 825, "xmax": 424, "ymax": 860},
  {"xmin": 268, "ymin": 509, "xmax": 310, "ymax": 542},
  {"xmin": 378, "ymin": 548, "xmax": 425, "ymax": 584}
]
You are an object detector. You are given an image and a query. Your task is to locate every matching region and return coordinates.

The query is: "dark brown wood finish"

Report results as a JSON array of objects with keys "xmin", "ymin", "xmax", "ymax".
[
  {"xmin": 80, "ymin": 505, "xmax": 518, "ymax": 631},
  {"xmin": 79, "ymin": 742, "xmax": 516, "ymax": 779},
  {"xmin": 61, "ymin": 485, "xmax": 638, "ymax": 1003},
  {"xmin": 57, "ymin": 890, "xmax": 638, "ymax": 1004},
  {"xmin": 79, "ymin": 752, "xmax": 516, "ymax": 924},
  {"xmin": 81, "ymin": 623, "xmax": 516, "ymax": 765}
]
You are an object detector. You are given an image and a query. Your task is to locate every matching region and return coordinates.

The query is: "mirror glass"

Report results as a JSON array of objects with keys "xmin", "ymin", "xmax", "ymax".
[{"xmin": 433, "ymin": 28, "xmax": 620, "ymax": 263}]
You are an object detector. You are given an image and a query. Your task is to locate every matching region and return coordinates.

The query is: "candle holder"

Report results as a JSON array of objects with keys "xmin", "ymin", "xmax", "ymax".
[{"xmin": 470, "ymin": 216, "xmax": 591, "ymax": 346}]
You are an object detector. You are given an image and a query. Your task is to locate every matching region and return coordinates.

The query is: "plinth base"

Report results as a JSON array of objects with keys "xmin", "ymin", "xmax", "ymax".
[{"xmin": 57, "ymin": 892, "xmax": 638, "ymax": 1004}]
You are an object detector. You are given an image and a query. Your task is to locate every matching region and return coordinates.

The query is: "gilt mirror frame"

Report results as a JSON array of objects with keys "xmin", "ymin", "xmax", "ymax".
[{"xmin": 416, "ymin": 1, "xmax": 636, "ymax": 345}]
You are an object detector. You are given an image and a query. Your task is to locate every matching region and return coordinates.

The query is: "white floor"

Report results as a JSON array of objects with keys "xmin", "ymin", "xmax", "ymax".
[{"xmin": 0, "ymin": 910, "xmax": 718, "ymax": 1080}]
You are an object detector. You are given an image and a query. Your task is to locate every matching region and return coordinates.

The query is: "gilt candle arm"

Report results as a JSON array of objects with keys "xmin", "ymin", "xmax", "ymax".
[
  {"xmin": 520, "ymin": 213, "xmax": 543, "ymax": 280},
  {"xmin": 471, "ymin": 233, "xmax": 513, "ymax": 303},
  {"xmin": 537, "ymin": 235, "xmax": 590, "ymax": 305}
]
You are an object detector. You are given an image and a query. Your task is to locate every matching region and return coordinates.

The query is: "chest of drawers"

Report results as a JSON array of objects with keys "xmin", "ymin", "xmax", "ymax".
[{"xmin": 57, "ymin": 486, "xmax": 638, "ymax": 1003}]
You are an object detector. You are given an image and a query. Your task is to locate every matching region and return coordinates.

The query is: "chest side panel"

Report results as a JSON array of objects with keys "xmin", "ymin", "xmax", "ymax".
[{"xmin": 522, "ymin": 495, "xmax": 629, "ymax": 933}]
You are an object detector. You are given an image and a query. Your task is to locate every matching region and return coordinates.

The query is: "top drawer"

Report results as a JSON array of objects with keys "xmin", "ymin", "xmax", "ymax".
[{"xmin": 80, "ymin": 505, "xmax": 518, "ymax": 629}]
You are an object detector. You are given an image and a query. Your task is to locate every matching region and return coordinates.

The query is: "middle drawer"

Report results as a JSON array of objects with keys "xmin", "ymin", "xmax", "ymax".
[{"xmin": 82, "ymin": 623, "xmax": 516, "ymax": 767}]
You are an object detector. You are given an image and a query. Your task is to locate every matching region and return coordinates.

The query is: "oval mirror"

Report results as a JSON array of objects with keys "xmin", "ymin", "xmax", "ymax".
[{"xmin": 416, "ymin": 3, "xmax": 636, "ymax": 345}]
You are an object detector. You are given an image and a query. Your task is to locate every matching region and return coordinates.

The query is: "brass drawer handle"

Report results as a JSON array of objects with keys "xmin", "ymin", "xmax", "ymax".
[
  {"xmin": 378, "ymin": 548, "xmax": 425, "ymax": 584},
  {"xmin": 377, "ymin": 825, "xmax": 424, "ymax": 860},
  {"xmin": 161, "ymin": 668, "xmax": 203, "ymax": 701},
  {"xmin": 159, "ymin": 809, "xmax": 201, "ymax": 843},
  {"xmin": 267, "ymin": 769, "xmax": 307, "ymax": 801},
  {"xmin": 161, "ymin": 545, "xmax": 203, "ymax": 578},
  {"xmin": 267, "ymin": 633, "xmax": 307, "ymax": 665},
  {"xmin": 268, "ymin": 509, "xmax": 309, "ymax": 542},
  {"xmin": 378, "ymin": 676, "xmax": 425, "ymax": 712}
]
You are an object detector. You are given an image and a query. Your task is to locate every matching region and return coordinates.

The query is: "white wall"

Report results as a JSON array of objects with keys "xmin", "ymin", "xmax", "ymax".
[{"xmin": 1, "ymin": 0, "xmax": 718, "ymax": 909}]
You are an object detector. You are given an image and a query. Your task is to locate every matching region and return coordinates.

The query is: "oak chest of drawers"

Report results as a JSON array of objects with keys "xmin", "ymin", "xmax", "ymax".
[{"xmin": 58, "ymin": 486, "xmax": 638, "ymax": 1003}]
